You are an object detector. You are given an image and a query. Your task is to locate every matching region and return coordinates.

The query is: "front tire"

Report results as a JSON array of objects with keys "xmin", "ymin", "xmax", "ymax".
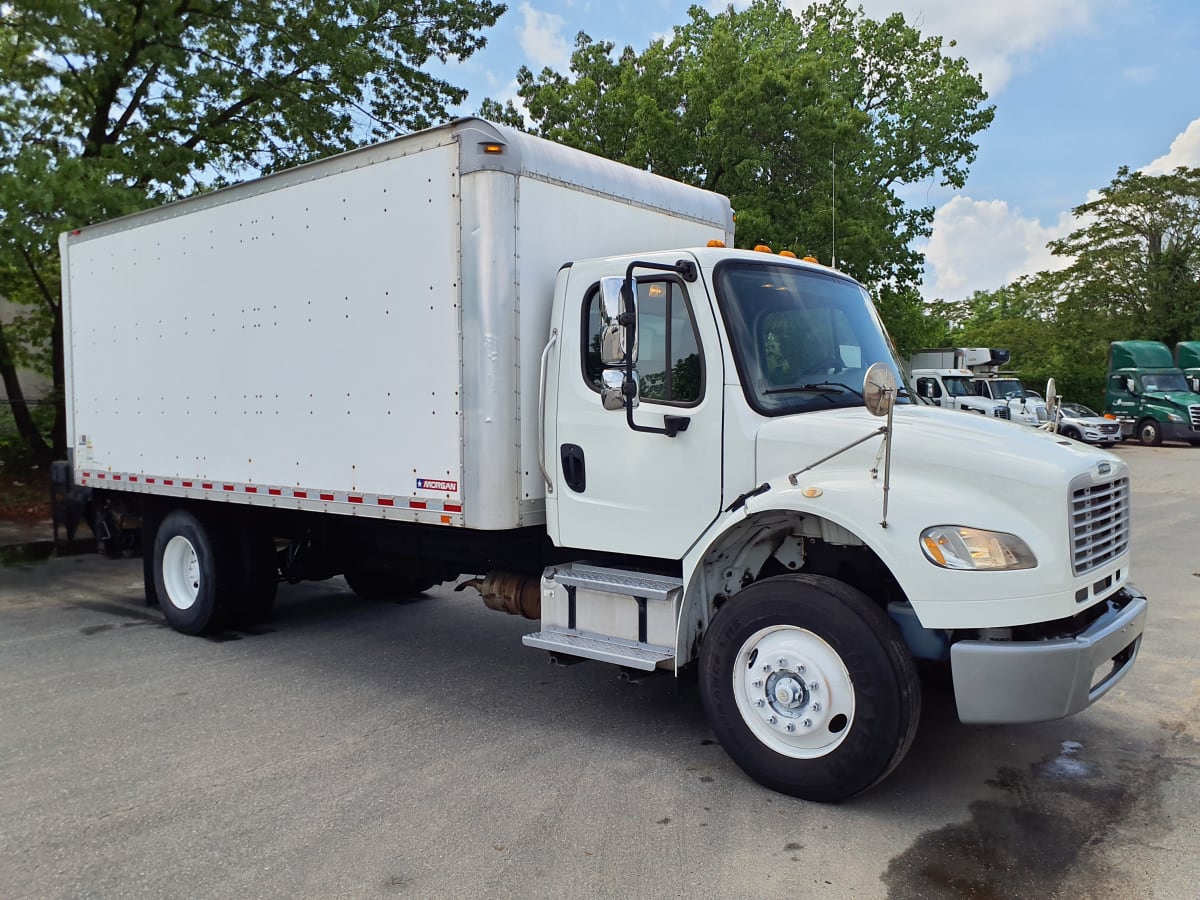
[
  {"xmin": 1060, "ymin": 426, "xmax": 1081, "ymax": 442},
  {"xmin": 699, "ymin": 575, "xmax": 920, "ymax": 802},
  {"xmin": 1137, "ymin": 418, "xmax": 1163, "ymax": 446},
  {"xmin": 153, "ymin": 509, "xmax": 237, "ymax": 635}
]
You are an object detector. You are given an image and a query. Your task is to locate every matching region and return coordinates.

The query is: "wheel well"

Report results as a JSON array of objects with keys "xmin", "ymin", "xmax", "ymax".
[{"xmin": 679, "ymin": 511, "xmax": 906, "ymax": 666}]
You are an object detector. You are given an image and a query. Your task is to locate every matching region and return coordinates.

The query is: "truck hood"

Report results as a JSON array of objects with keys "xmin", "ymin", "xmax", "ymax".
[
  {"xmin": 755, "ymin": 403, "xmax": 1108, "ymax": 494},
  {"xmin": 1142, "ymin": 390, "xmax": 1200, "ymax": 407}
]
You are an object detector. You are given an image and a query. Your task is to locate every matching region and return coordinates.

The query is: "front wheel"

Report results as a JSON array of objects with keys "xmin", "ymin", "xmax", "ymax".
[
  {"xmin": 1137, "ymin": 418, "xmax": 1163, "ymax": 446},
  {"xmin": 699, "ymin": 575, "xmax": 920, "ymax": 802},
  {"xmin": 1060, "ymin": 426, "xmax": 1081, "ymax": 442}
]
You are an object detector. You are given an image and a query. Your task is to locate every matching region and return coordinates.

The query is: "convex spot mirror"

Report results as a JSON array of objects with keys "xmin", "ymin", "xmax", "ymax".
[
  {"xmin": 1045, "ymin": 377, "xmax": 1057, "ymax": 409},
  {"xmin": 601, "ymin": 369, "xmax": 639, "ymax": 411},
  {"xmin": 864, "ymin": 363, "xmax": 897, "ymax": 417},
  {"xmin": 598, "ymin": 276, "xmax": 638, "ymax": 367}
]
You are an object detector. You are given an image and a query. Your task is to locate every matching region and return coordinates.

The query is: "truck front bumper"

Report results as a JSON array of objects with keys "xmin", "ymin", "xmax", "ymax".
[{"xmin": 950, "ymin": 587, "xmax": 1147, "ymax": 724}]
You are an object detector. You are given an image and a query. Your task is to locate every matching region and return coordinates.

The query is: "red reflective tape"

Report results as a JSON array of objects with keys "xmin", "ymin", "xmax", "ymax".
[
  {"xmin": 444, "ymin": 504, "xmax": 462, "ymax": 513},
  {"xmin": 349, "ymin": 496, "xmax": 363, "ymax": 504},
  {"xmin": 244, "ymin": 486, "xmax": 257, "ymax": 494},
  {"xmin": 82, "ymin": 471, "xmax": 91, "ymax": 478},
  {"xmin": 113, "ymin": 474, "xmax": 122, "ymax": 481},
  {"xmin": 268, "ymin": 488, "xmax": 281, "ymax": 496},
  {"xmin": 164, "ymin": 479, "xmax": 174, "ymax": 486},
  {"xmin": 98, "ymin": 473, "xmax": 106, "ymax": 480},
  {"xmin": 293, "ymin": 490, "xmax": 307, "ymax": 499},
  {"xmin": 182, "ymin": 481, "xmax": 193, "ymax": 488},
  {"xmin": 410, "ymin": 500, "xmax": 427, "ymax": 510},
  {"xmin": 319, "ymin": 493, "xmax": 334, "ymax": 501},
  {"xmin": 222, "ymin": 484, "xmax": 234, "ymax": 492},
  {"xmin": 146, "ymin": 477, "xmax": 155, "ymax": 484},
  {"xmin": 129, "ymin": 476, "xmax": 138, "ymax": 483},
  {"xmin": 377, "ymin": 498, "xmax": 394, "ymax": 507}
]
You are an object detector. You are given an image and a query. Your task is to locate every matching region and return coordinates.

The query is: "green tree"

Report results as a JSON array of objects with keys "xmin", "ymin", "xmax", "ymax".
[
  {"xmin": 0, "ymin": 0, "xmax": 504, "ymax": 463},
  {"xmin": 1049, "ymin": 166, "xmax": 1200, "ymax": 350},
  {"xmin": 486, "ymin": 0, "xmax": 993, "ymax": 333}
]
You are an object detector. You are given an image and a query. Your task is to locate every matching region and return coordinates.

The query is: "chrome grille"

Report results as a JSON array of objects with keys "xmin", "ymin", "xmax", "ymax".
[
  {"xmin": 993, "ymin": 407, "xmax": 1010, "ymax": 420},
  {"xmin": 1190, "ymin": 404, "xmax": 1200, "ymax": 427},
  {"xmin": 1070, "ymin": 475, "xmax": 1130, "ymax": 576}
]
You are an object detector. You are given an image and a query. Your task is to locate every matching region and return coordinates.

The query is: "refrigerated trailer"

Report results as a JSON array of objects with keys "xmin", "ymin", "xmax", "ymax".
[{"xmin": 59, "ymin": 118, "xmax": 1147, "ymax": 802}]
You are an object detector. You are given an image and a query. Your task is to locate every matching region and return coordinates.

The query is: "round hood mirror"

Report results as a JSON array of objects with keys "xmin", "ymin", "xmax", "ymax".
[{"xmin": 864, "ymin": 363, "xmax": 897, "ymax": 417}]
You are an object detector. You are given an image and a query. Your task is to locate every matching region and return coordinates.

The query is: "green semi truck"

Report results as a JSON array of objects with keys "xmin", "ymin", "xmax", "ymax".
[
  {"xmin": 1105, "ymin": 340, "xmax": 1200, "ymax": 445},
  {"xmin": 1177, "ymin": 341, "xmax": 1200, "ymax": 393}
]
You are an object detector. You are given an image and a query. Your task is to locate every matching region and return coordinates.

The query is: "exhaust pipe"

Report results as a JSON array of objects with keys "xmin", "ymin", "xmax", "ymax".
[{"xmin": 455, "ymin": 571, "xmax": 541, "ymax": 619}]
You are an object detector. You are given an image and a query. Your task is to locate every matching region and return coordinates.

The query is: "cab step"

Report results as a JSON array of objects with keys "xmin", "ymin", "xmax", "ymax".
[{"xmin": 522, "ymin": 627, "xmax": 674, "ymax": 671}]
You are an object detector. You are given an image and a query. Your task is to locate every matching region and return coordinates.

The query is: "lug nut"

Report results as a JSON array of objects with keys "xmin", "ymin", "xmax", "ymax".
[
  {"xmin": 786, "ymin": 722, "xmax": 796, "ymax": 733},
  {"xmin": 796, "ymin": 664, "xmax": 806, "ymax": 674},
  {"xmin": 778, "ymin": 657, "xmax": 787, "ymax": 667},
  {"xmin": 762, "ymin": 664, "xmax": 771, "ymax": 672},
  {"xmin": 752, "ymin": 679, "xmax": 763, "ymax": 688},
  {"xmin": 767, "ymin": 715, "xmax": 777, "ymax": 725},
  {"xmin": 808, "ymin": 682, "xmax": 818, "ymax": 691},
  {"xmin": 802, "ymin": 718, "xmax": 812, "ymax": 728},
  {"xmin": 754, "ymin": 698, "xmax": 765, "ymax": 708},
  {"xmin": 811, "ymin": 702, "xmax": 822, "ymax": 712}
]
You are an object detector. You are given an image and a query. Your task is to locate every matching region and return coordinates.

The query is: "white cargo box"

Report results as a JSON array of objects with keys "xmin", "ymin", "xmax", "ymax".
[{"xmin": 61, "ymin": 119, "xmax": 733, "ymax": 530}]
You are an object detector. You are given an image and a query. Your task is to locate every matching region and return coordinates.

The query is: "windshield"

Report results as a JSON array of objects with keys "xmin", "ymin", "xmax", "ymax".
[
  {"xmin": 942, "ymin": 376, "xmax": 973, "ymax": 397},
  {"xmin": 1061, "ymin": 402, "xmax": 1098, "ymax": 417},
  {"xmin": 714, "ymin": 260, "xmax": 909, "ymax": 415},
  {"xmin": 1139, "ymin": 372, "xmax": 1189, "ymax": 392},
  {"xmin": 984, "ymin": 378, "xmax": 1026, "ymax": 399}
]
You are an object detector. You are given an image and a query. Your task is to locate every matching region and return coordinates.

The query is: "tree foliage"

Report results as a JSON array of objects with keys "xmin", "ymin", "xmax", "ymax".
[
  {"xmin": 484, "ymin": 0, "xmax": 993, "ymax": 351},
  {"xmin": 0, "ymin": 0, "xmax": 504, "ymax": 461}
]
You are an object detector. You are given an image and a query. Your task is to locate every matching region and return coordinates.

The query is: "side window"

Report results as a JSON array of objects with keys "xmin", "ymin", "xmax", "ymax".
[
  {"xmin": 916, "ymin": 377, "xmax": 941, "ymax": 399},
  {"xmin": 583, "ymin": 279, "xmax": 703, "ymax": 406}
]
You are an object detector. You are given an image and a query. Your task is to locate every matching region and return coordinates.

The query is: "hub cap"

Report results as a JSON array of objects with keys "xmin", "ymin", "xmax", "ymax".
[
  {"xmin": 733, "ymin": 625, "xmax": 855, "ymax": 758},
  {"xmin": 161, "ymin": 535, "xmax": 201, "ymax": 611}
]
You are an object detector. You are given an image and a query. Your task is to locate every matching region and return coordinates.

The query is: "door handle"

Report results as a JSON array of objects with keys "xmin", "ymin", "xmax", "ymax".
[{"xmin": 560, "ymin": 444, "xmax": 586, "ymax": 493}]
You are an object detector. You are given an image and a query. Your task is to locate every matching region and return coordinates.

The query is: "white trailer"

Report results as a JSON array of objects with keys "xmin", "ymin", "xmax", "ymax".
[{"xmin": 60, "ymin": 119, "xmax": 1147, "ymax": 802}]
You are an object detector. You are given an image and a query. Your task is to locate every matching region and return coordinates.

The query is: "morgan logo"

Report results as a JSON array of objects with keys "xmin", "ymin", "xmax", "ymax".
[{"xmin": 416, "ymin": 477, "xmax": 458, "ymax": 493}]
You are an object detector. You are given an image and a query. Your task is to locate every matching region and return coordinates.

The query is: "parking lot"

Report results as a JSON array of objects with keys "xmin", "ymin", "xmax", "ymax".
[{"xmin": 1, "ymin": 443, "xmax": 1197, "ymax": 899}]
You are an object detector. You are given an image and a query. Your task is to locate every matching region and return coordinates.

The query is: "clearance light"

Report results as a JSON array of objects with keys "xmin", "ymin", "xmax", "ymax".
[
  {"xmin": 779, "ymin": 250, "xmax": 797, "ymax": 258},
  {"xmin": 753, "ymin": 244, "xmax": 773, "ymax": 254},
  {"xmin": 802, "ymin": 255, "xmax": 820, "ymax": 264},
  {"xmin": 481, "ymin": 142, "xmax": 505, "ymax": 154},
  {"xmin": 920, "ymin": 526, "xmax": 1037, "ymax": 571},
  {"xmin": 708, "ymin": 239, "xmax": 726, "ymax": 248}
]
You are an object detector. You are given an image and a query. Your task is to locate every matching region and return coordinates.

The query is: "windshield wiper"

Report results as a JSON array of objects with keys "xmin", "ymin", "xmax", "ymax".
[{"xmin": 765, "ymin": 381, "xmax": 865, "ymax": 399}]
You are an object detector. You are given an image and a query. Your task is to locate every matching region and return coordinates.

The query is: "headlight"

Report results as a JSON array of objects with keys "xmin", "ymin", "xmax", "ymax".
[
  {"xmin": 1167, "ymin": 412, "xmax": 1183, "ymax": 422},
  {"xmin": 920, "ymin": 526, "xmax": 1037, "ymax": 571}
]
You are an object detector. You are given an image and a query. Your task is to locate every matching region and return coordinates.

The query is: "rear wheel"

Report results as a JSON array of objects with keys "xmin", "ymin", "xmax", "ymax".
[
  {"xmin": 700, "ymin": 574, "xmax": 920, "ymax": 802},
  {"xmin": 1137, "ymin": 418, "xmax": 1163, "ymax": 446},
  {"xmin": 1060, "ymin": 426, "xmax": 1081, "ymax": 442},
  {"xmin": 153, "ymin": 509, "xmax": 237, "ymax": 635}
]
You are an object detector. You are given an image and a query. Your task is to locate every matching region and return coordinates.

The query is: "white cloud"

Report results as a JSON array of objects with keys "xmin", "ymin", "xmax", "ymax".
[
  {"xmin": 1141, "ymin": 117, "xmax": 1200, "ymax": 175},
  {"xmin": 922, "ymin": 196, "xmax": 1073, "ymax": 300},
  {"xmin": 517, "ymin": 2, "xmax": 572, "ymax": 70},
  {"xmin": 797, "ymin": 0, "xmax": 1110, "ymax": 94}
]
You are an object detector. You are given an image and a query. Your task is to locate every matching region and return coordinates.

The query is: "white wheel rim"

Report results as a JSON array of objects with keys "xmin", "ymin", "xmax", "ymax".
[
  {"xmin": 732, "ymin": 625, "xmax": 856, "ymax": 759},
  {"xmin": 161, "ymin": 535, "xmax": 201, "ymax": 611}
]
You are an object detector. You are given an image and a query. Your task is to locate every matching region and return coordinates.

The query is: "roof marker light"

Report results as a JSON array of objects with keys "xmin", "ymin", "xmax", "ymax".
[{"xmin": 753, "ymin": 244, "xmax": 773, "ymax": 254}]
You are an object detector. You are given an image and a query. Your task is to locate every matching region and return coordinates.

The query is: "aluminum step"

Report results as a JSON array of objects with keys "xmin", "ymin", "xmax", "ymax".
[
  {"xmin": 522, "ymin": 627, "xmax": 674, "ymax": 671},
  {"xmin": 549, "ymin": 563, "xmax": 682, "ymax": 601}
]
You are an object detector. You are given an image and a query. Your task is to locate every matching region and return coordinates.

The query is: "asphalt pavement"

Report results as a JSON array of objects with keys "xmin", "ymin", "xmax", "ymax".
[{"xmin": 0, "ymin": 443, "xmax": 1197, "ymax": 899}]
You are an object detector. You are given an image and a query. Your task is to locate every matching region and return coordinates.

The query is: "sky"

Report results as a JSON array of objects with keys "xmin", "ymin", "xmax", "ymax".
[{"xmin": 434, "ymin": 0, "xmax": 1200, "ymax": 302}]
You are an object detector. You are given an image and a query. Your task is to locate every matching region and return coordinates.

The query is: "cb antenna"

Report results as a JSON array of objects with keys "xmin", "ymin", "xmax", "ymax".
[{"xmin": 831, "ymin": 144, "xmax": 837, "ymax": 269}]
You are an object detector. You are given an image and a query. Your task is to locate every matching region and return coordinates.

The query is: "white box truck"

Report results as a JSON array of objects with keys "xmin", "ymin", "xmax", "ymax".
[{"xmin": 58, "ymin": 119, "xmax": 1147, "ymax": 802}]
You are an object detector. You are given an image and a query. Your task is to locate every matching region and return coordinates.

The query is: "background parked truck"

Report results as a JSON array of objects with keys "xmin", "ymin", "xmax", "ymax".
[
  {"xmin": 906, "ymin": 348, "xmax": 1010, "ymax": 419},
  {"xmin": 58, "ymin": 119, "xmax": 1147, "ymax": 802},
  {"xmin": 1176, "ymin": 341, "xmax": 1200, "ymax": 393},
  {"xmin": 1105, "ymin": 340, "xmax": 1200, "ymax": 445}
]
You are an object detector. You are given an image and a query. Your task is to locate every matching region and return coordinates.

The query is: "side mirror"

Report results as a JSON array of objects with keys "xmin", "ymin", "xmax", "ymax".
[
  {"xmin": 1125, "ymin": 377, "xmax": 1137, "ymax": 394},
  {"xmin": 598, "ymin": 276, "xmax": 638, "ymax": 366},
  {"xmin": 601, "ymin": 368, "xmax": 638, "ymax": 410}
]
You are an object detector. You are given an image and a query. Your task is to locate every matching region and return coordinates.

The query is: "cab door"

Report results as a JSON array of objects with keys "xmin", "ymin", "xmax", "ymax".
[{"xmin": 548, "ymin": 255, "xmax": 724, "ymax": 559}]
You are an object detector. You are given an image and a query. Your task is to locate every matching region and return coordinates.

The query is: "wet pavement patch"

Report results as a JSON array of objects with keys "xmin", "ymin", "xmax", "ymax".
[{"xmin": 882, "ymin": 739, "xmax": 1161, "ymax": 898}]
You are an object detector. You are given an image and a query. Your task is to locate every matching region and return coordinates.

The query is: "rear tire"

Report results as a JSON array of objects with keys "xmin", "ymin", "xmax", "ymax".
[
  {"xmin": 1060, "ymin": 426, "xmax": 1081, "ymax": 442},
  {"xmin": 699, "ymin": 574, "xmax": 920, "ymax": 802},
  {"xmin": 1137, "ymin": 418, "xmax": 1163, "ymax": 446},
  {"xmin": 153, "ymin": 509, "xmax": 237, "ymax": 635}
]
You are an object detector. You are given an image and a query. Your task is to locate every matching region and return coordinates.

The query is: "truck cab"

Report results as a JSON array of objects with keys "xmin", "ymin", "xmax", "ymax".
[
  {"xmin": 910, "ymin": 368, "xmax": 1011, "ymax": 419},
  {"xmin": 1106, "ymin": 340, "xmax": 1200, "ymax": 445},
  {"xmin": 971, "ymin": 375, "xmax": 1048, "ymax": 427},
  {"xmin": 1176, "ymin": 341, "xmax": 1200, "ymax": 394}
]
